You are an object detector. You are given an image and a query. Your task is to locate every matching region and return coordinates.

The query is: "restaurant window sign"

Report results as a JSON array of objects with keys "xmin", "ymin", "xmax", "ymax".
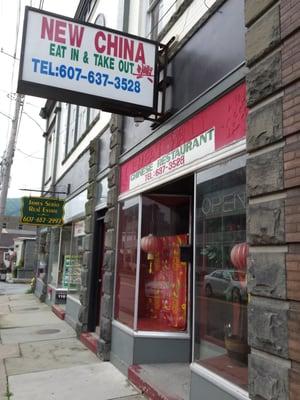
[
  {"xmin": 18, "ymin": 7, "xmax": 158, "ymax": 117},
  {"xmin": 120, "ymin": 83, "xmax": 247, "ymax": 194},
  {"xmin": 129, "ymin": 128, "xmax": 215, "ymax": 190}
]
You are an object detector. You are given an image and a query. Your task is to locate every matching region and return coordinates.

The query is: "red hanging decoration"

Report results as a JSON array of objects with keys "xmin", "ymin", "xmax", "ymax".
[
  {"xmin": 140, "ymin": 234, "xmax": 159, "ymax": 274},
  {"xmin": 230, "ymin": 242, "xmax": 249, "ymax": 270}
]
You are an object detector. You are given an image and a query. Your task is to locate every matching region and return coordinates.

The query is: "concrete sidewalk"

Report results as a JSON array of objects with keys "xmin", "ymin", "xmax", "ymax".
[{"xmin": 0, "ymin": 291, "xmax": 144, "ymax": 400}]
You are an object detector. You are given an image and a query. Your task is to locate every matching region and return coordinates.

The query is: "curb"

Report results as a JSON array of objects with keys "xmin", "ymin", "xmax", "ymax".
[
  {"xmin": 128, "ymin": 365, "xmax": 178, "ymax": 400},
  {"xmin": 80, "ymin": 332, "xmax": 98, "ymax": 354},
  {"xmin": 51, "ymin": 304, "xmax": 65, "ymax": 320}
]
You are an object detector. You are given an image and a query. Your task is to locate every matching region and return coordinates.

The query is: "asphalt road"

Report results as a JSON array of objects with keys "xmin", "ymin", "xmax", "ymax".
[{"xmin": 0, "ymin": 281, "xmax": 30, "ymax": 296}]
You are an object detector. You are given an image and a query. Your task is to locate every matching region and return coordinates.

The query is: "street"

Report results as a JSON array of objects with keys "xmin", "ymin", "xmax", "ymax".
[
  {"xmin": 0, "ymin": 283, "xmax": 145, "ymax": 400},
  {"xmin": 0, "ymin": 282, "xmax": 30, "ymax": 296}
]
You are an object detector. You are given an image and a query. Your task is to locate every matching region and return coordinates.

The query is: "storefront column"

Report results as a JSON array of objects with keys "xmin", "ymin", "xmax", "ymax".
[
  {"xmin": 76, "ymin": 138, "xmax": 99, "ymax": 335},
  {"xmin": 99, "ymin": 114, "xmax": 122, "ymax": 360},
  {"xmin": 245, "ymin": 0, "xmax": 300, "ymax": 398}
]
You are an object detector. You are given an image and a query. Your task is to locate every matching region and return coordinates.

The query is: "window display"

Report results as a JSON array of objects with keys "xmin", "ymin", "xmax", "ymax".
[
  {"xmin": 138, "ymin": 195, "xmax": 190, "ymax": 332},
  {"xmin": 62, "ymin": 255, "xmax": 81, "ymax": 291},
  {"xmin": 114, "ymin": 194, "xmax": 191, "ymax": 333},
  {"xmin": 47, "ymin": 221, "xmax": 84, "ymax": 295},
  {"xmin": 62, "ymin": 221, "xmax": 84, "ymax": 294},
  {"xmin": 194, "ymin": 163, "xmax": 248, "ymax": 390}
]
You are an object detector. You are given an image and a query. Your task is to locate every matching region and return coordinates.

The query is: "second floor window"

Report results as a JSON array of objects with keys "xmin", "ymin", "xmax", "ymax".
[
  {"xmin": 66, "ymin": 104, "xmax": 78, "ymax": 155},
  {"xmin": 82, "ymin": 0, "xmax": 97, "ymax": 21},
  {"xmin": 45, "ymin": 124, "xmax": 55, "ymax": 182},
  {"xmin": 148, "ymin": 0, "xmax": 184, "ymax": 39},
  {"xmin": 77, "ymin": 106, "xmax": 88, "ymax": 141},
  {"xmin": 63, "ymin": 104, "xmax": 99, "ymax": 159}
]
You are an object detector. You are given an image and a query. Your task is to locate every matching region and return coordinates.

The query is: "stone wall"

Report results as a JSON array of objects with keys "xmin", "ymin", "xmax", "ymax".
[
  {"xmin": 76, "ymin": 138, "xmax": 99, "ymax": 335},
  {"xmin": 98, "ymin": 115, "xmax": 121, "ymax": 360},
  {"xmin": 35, "ymin": 230, "xmax": 50, "ymax": 302},
  {"xmin": 76, "ymin": 115, "xmax": 121, "ymax": 360},
  {"xmin": 245, "ymin": 0, "xmax": 300, "ymax": 398}
]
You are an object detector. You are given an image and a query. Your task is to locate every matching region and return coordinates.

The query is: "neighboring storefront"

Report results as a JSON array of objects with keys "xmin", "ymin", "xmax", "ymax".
[
  {"xmin": 111, "ymin": 82, "xmax": 248, "ymax": 399},
  {"xmin": 45, "ymin": 190, "xmax": 86, "ymax": 326}
]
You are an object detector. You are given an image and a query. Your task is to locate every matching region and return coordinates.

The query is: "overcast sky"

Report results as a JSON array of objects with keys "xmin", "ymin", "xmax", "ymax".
[{"xmin": 0, "ymin": 0, "xmax": 79, "ymax": 198}]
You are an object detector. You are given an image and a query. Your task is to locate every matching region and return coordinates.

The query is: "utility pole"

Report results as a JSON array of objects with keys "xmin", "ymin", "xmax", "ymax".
[{"xmin": 0, "ymin": 93, "xmax": 24, "ymax": 219}]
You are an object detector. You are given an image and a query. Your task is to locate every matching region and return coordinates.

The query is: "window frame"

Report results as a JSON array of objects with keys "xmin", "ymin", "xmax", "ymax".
[
  {"xmin": 63, "ymin": 104, "xmax": 100, "ymax": 162},
  {"xmin": 77, "ymin": 106, "xmax": 89, "ymax": 142},
  {"xmin": 192, "ymin": 154, "xmax": 247, "ymax": 389},
  {"xmin": 147, "ymin": 0, "xmax": 185, "ymax": 40},
  {"xmin": 64, "ymin": 104, "xmax": 78, "ymax": 157},
  {"xmin": 114, "ymin": 193, "xmax": 192, "ymax": 336},
  {"xmin": 44, "ymin": 119, "xmax": 56, "ymax": 184}
]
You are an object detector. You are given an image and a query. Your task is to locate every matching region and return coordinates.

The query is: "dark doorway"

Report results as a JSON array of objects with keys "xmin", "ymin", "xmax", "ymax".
[{"xmin": 88, "ymin": 209, "xmax": 106, "ymax": 332}]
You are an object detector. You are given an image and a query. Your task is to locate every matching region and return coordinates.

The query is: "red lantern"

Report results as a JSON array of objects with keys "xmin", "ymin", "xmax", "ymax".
[
  {"xmin": 230, "ymin": 242, "xmax": 248, "ymax": 270},
  {"xmin": 140, "ymin": 234, "xmax": 160, "ymax": 274}
]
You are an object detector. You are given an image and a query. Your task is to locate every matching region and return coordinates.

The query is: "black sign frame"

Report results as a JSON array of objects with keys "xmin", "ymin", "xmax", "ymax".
[
  {"xmin": 18, "ymin": 7, "xmax": 159, "ymax": 118},
  {"xmin": 20, "ymin": 196, "xmax": 65, "ymax": 227}
]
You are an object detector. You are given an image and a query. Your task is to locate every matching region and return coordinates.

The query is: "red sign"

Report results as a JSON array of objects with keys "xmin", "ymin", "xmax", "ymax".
[{"xmin": 120, "ymin": 83, "xmax": 247, "ymax": 194}]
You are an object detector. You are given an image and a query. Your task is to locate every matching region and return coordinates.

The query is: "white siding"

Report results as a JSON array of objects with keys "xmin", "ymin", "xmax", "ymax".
[{"xmin": 54, "ymin": 0, "xmax": 123, "ymax": 182}]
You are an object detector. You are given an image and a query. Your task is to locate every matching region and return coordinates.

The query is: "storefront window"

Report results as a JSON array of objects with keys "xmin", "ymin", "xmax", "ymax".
[
  {"xmin": 138, "ymin": 195, "xmax": 190, "ymax": 332},
  {"xmin": 194, "ymin": 162, "xmax": 247, "ymax": 390},
  {"xmin": 114, "ymin": 198, "xmax": 139, "ymax": 328},
  {"xmin": 62, "ymin": 221, "xmax": 84, "ymax": 294},
  {"xmin": 48, "ymin": 227, "xmax": 61, "ymax": 286},
  {"xmin": 48, "ymin": 226, "xmax": 72, "ymax": 288}
]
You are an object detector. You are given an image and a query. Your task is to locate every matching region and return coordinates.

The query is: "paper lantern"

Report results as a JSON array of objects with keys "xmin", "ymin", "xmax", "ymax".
[
  {"xmin": 140, "ymin": 234, "xmax": 159, "ymax": 274},
  {"xmin": 230, "ymin": 242, "xmax": 248, "ymax": 270}
]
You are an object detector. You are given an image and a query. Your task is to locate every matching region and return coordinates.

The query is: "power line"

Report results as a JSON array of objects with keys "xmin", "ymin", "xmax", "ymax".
[
  {"xmin": 16, "ymin": 148, "xmax": 43, "ymax": 160},
  {"xmin": 22, "ymin": 110, "xmax": 44, "ymax": 131},
  {"xmin": 0, "ymin": 48, "xmax": 19, "ymax": 60},
  {"xmin": 0, "ymin": 110, "xmax": 13, "ymax": 121},
  {"xmin": 0, "ymin": 108, "xmax": 44, "ymax": 131}
]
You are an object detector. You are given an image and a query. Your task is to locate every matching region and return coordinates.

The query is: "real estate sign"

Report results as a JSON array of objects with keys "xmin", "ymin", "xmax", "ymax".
[
  {"xmin": 20, "ymin": 196, "xmax": 64, "ymax": 226},
  {"xmin": 18, "ymin": 7, "xmax": 158, "ymax": 117}
]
